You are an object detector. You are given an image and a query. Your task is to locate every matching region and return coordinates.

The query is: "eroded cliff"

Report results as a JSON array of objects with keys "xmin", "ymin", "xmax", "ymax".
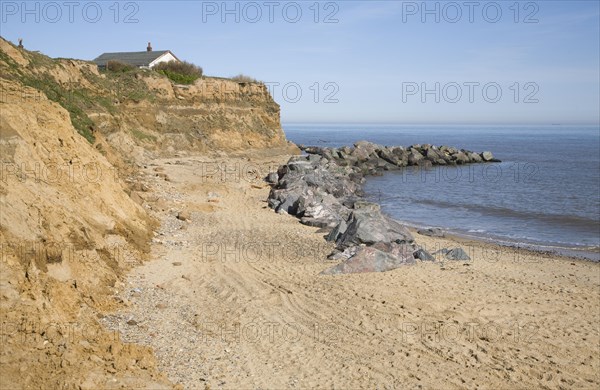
[{"xmin": 0, "ymin": 36, "xmax": 292, "ymax": 388}]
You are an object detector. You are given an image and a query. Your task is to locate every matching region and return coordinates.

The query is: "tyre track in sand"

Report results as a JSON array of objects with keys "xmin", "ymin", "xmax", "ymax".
[{"xmin": 101, "ymin": 155, "xmax": 600, "ymax": 390}]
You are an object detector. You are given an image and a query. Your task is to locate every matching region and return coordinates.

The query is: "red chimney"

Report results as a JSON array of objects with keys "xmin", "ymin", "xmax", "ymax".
[{"xmin": 147, "ymin": 42, "xmax": 152, "ymax": 52}]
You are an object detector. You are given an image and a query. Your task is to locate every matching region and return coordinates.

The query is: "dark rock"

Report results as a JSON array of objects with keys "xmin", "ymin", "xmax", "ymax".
[
  {"xmin": 414, "ymin": 248, "xmax": 435, "ymax": 261},
  {"xmin": 335, "ymin": 203, "xmax": 414, "ymax": 250},
  {"xmin": 266, "ymin": 172, "xmax": 279, "ymax": 184},
  {"xmin": 435, "ymin": 247, "xmax": 471, "ymax": 260},
  {"xmin": 287, "ymin": 159, "xmax": 315, "ymax": 173},
  {"xmin": 326, "ymin": 219, "xmax": 348, "ymax": 242},
  {"xmin": 275, "ymin": 191, "xmax": 301, "ymax": 214},
  {"xmin": 300, "ymin": 217, "xmax": 338, "ymax": 229}
]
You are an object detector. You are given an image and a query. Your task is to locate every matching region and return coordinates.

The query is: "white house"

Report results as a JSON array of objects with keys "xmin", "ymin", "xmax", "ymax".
[{"xmin": 93, "ymin": 42, "xmax": 180, "ymax": 69}]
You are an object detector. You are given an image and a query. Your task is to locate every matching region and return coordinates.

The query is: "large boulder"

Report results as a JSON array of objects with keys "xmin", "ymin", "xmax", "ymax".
[
  {"xmin": 335, "ymin": 202, "xmax": 414, "ymax": 249},
  {"xmin": 354, "ymin": 140, "xmax": 380, "ymax": 154},
  {"xmin": 453, "ymin": 151, "xmax": 470, "ymax": 164},
  {"xmin": 352, "ymin": 141, "xmax": 379, "ymax": 162},
  {"xmin": 265, "ymin": 172, "xmax": 279, "ymax": 184},
  {"xmin": 377, "ymin": 147, "xmax": 394, "ymax": 163},
  {"xmin": 321, "ymin": 243, "xmax": 415, "ymax": 275},
  {"xmin": 408, "ymin": 149, "xmax": 424, "ymax": 165},
  {"xmin": 426, "ymin": 148, "xmax": 441, "ymax": 161},
  {"xmin": 326, "ymin": 218, "xmax": 348, "ymax": 242},
  {"xmin": 414, "ymin": 248, "xmax": 435, "ymax": 261}
]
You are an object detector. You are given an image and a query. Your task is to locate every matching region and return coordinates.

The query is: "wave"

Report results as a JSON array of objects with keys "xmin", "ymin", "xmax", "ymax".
[{"xmin": 390, "ymin": 218, "xmax": 600, "ymax": 261}]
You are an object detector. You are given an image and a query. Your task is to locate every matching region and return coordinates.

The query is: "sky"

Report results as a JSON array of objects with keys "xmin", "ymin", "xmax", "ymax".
[{"xmin": 1, "ymin": 0, "xmax": 599, "ymax": 124}]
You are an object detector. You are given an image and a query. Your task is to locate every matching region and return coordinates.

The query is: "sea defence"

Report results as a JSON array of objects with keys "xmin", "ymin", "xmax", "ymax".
[{"xmin": 268, "ymin": 141, "xmax": 500, "ymax": 274}]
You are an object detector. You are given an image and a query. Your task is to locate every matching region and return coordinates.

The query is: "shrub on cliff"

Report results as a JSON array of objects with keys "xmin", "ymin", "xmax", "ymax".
[
  {"xmin": 231, "ymin": 74, "xmax": 260, "ymax": 83},
  {"xmin": 106, "ymin": 60, "xmax": 134, "ymax": 72},
  {"xmin": 154, "ymin": 60, "xmax": 203, "ymax": 85}
]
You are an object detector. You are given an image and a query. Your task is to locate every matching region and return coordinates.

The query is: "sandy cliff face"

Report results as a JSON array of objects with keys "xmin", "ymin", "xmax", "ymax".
[
  {"xmin": 98, "ymin": 76, "xmax": 289, "ymax": 158},
  {"xmin": 0, "ymin": 78, "xmax": 171, "ymax": 388},
  {"xmin": 0, "ymin": 37, "xmax": 292, "ymax": 388}
]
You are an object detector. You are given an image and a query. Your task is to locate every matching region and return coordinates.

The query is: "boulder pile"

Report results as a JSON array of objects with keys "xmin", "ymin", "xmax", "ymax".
[{"xmin": 267, "ymin": 141, "xmax": 498, "ymax": 274}]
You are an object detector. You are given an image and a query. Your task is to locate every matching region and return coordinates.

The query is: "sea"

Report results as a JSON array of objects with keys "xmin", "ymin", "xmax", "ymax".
[{"xmin": 283, "ymin": 124, "xmax": 600, "ymax": 261}]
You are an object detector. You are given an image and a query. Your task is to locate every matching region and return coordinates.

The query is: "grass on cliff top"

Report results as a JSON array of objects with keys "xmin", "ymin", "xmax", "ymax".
[
  {"xmin": 1, "ymin": 41, "xmax": 159, "ymax": 144},
  {"xmin": 1, "ymin": 48, "xmax": 97, "ymax": 142},
  {"xmin": 103, "ymin": 70, "xmax": 155, "ymax": 103},
  {"xmin": 231, "ymin": 74, "xmax": 261, "ymax": 83}
]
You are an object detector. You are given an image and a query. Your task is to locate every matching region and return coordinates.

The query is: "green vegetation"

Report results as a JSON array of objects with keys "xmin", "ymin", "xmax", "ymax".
[
  {"xmin": 106, "ymin": 60, "xmax": 135, "ymax": 73},
  {"xmin": 2, "ymin": 56, "xmax": 152, "ymax": 143},
  {"xmin": 108, "ymin": 71, "xmax": 154, "ymax": 103},
  {"xmin": 154, "ymin": 60, "xmax": 203, "ymax": 85},
  {"xmin": 0, "ymin": 40, "xmax": 164, "ymax": 145},
  {"xmin": 231, "ymin": 74, "xmax": 260, "ymax": 83},
  {"xmin": 27, "ymin": 50, "xmax": 57, "ymax": 70},
  {"xmin": 19, "ymin": 74, "xmax": 96, "ymax": 143},
  {"xmin": 0, "ymin": 50, "xmax": 19, "ymax": 70}
]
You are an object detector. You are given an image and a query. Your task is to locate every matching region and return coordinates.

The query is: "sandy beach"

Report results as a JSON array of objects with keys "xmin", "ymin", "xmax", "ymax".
[
  {"xmin": 102, "ymin": 153, "xmax": 600, "ymax": 389},
  {"xmin": 2, "ymin": 11, "xmax": 599, "ymax": 387}
]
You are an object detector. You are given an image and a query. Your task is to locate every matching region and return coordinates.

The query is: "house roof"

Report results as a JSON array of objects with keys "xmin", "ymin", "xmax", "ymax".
[{"xmin": 92, "ymin": 50, "xmax": 178, "ymax": 67}]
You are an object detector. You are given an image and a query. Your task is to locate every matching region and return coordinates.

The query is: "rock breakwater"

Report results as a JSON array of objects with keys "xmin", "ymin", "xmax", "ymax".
[{"xmin": 268, "ymin": 141, "xmax": 499, "ymax": 274}]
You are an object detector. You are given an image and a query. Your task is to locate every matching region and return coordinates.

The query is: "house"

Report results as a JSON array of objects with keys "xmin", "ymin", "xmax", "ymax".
[{"xmin": 93, "ymin": 42, "xmax": 180, "ymax": 69}]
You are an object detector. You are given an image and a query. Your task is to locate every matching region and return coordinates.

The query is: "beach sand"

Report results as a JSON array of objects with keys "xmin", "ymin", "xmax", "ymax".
[{"xmin": 105, "ymin": 153, "xmax": 600, "ymax": 389}]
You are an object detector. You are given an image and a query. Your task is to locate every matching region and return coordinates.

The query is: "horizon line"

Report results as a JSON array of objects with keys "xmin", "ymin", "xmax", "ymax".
[{"xmin": 281, "ymin": 122, "xmax": 600, "ymax": 127}]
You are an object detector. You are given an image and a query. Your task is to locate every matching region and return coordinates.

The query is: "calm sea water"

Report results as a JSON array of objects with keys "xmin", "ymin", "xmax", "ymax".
[{"xmin": 283, "ymin": 124, "xmax": 600, "ymax": 260}]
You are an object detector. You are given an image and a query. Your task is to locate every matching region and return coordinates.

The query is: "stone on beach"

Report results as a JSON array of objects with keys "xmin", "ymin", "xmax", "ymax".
[
  {"xmin": 414, "ymin": 248, "xmax": 436, "ymax": 261},
  {"xmin": 334, "ymin": 203, "xmax": 414, "ymax": 250},
  {"xmin": 435, "ymin": 247, "xmax": 471, "ymax": 261},
  {"xmin": 321, "ymin": 244, "xmax": 415, "ymax": 275}
]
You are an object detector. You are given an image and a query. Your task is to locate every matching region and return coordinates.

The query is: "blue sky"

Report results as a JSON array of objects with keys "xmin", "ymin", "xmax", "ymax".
[{"xmin": 1, "ymin": 0, "xmax": 599, "ymax": 124}]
